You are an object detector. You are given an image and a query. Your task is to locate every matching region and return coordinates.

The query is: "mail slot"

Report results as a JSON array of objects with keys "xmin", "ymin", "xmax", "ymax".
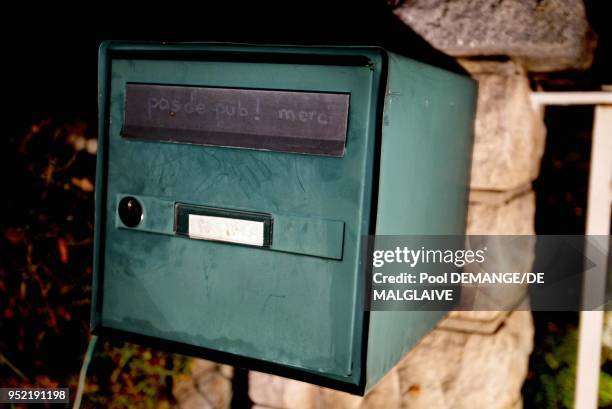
[{"xmin": 91, "ymin": 41, "xmax": 477, "ymax": 394}]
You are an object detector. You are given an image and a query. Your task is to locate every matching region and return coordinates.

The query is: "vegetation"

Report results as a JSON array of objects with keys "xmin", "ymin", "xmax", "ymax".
[
  {"xmin": 0, "ymin": 120, "xmax": 190, "ymax": 408},
  {"xmin": 523, "ymin": 316, "xmax": 611, "ymax": 409}
]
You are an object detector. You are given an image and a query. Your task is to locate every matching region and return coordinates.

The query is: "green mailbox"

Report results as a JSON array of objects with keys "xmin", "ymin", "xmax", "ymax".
[{"xmin": 92, "ymin": 41, "xmax": 476, "ymax": 394}]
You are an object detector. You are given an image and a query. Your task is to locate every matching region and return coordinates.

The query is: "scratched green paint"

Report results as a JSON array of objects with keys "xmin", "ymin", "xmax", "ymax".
[{"xmin": 92, "ymin": 42, "xmax": 476, "ymax": 393}]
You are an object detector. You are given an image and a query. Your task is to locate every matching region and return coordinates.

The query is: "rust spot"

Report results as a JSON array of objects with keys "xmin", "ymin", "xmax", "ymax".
[{"xmin": 408, "ymin": 384, "xmax": 421, "ymax": 397}]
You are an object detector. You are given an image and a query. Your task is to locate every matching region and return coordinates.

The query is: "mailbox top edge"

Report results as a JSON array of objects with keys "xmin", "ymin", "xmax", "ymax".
[{"xmin": 99, "ymin": 40, "xmax": 387, "ymax": 68}]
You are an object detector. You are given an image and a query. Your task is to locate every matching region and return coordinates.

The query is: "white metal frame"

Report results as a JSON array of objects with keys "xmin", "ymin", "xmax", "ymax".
[{"xmin": 531, "ymin": 91, "xmax": 612, "ymax": 409}]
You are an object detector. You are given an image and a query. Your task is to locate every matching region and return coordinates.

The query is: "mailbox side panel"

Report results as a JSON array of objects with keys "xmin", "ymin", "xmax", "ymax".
[{"xmin": 365, "ymin": 52, "xmax": 477, "ymax": 391}]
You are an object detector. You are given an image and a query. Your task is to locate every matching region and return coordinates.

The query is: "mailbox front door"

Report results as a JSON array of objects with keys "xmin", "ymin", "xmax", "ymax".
[{"xmin": 93, "ymin": 44, "xmax": 384, "ymax": 387}]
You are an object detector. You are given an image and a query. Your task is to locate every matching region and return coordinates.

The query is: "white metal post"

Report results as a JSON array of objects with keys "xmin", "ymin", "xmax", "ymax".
[
  {"xmin": 530, "ymin": 91, "xmax": 611, "ymax": 409},
  {"xmin": 574, "ymin": 104, "xmax": 611, "ymax": 409}
]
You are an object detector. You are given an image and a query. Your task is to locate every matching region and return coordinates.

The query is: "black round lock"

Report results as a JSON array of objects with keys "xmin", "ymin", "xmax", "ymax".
[{"xmin": 118, "ymin": 197, "xmax": 143, "ymax": 227}]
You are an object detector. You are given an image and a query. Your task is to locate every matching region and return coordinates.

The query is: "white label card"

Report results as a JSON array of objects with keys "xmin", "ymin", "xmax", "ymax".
[{"xmin": 188, "ymin": 214, "xmax": 265, "ymax": 246}]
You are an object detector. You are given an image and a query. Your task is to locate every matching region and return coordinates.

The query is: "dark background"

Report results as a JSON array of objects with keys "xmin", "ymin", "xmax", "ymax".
[
  {"xmin": 3, "ymin": 1, "xmax": 610, "ymax": 139},
  {"xmin": 2, "ymin": 3, "xmax": 457, "ymax": 139}
]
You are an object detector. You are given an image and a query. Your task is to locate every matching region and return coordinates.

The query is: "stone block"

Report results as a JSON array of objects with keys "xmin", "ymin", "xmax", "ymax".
[
  {"xmin": 392, "ymin": 0, "xmax": 596, "ymax": 71},
  {"xmin": 249, "ymin": 372, "xmax": 316, "ymax": 409},
  {"xmin": 174, "ymin": 359, "xmax": 232, "ymax": 409},
  {"xmin": 461, "ymin": 60, "xmax": 545, "ymax": 191},
  {"xmin": 195, "ymin": 372, "xmax": 232, "ymax": 409},
  {"xmin": 190, "ymin": 358, "xmax": 218, "ymax": 378},
  {"xmin": 467, "ymin": 189, "xmax": 535, "ymax": 235},
  {"xmin": 438, "ymin": 311, "xmax": 509, "ymax": 334},
  {"xmin": 174, "ymin": 378, "xmax": 214, "ymax": 409},
  {"xmin": 396, "ymin": 310, "xmax": 533, "ymax": 409}
]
